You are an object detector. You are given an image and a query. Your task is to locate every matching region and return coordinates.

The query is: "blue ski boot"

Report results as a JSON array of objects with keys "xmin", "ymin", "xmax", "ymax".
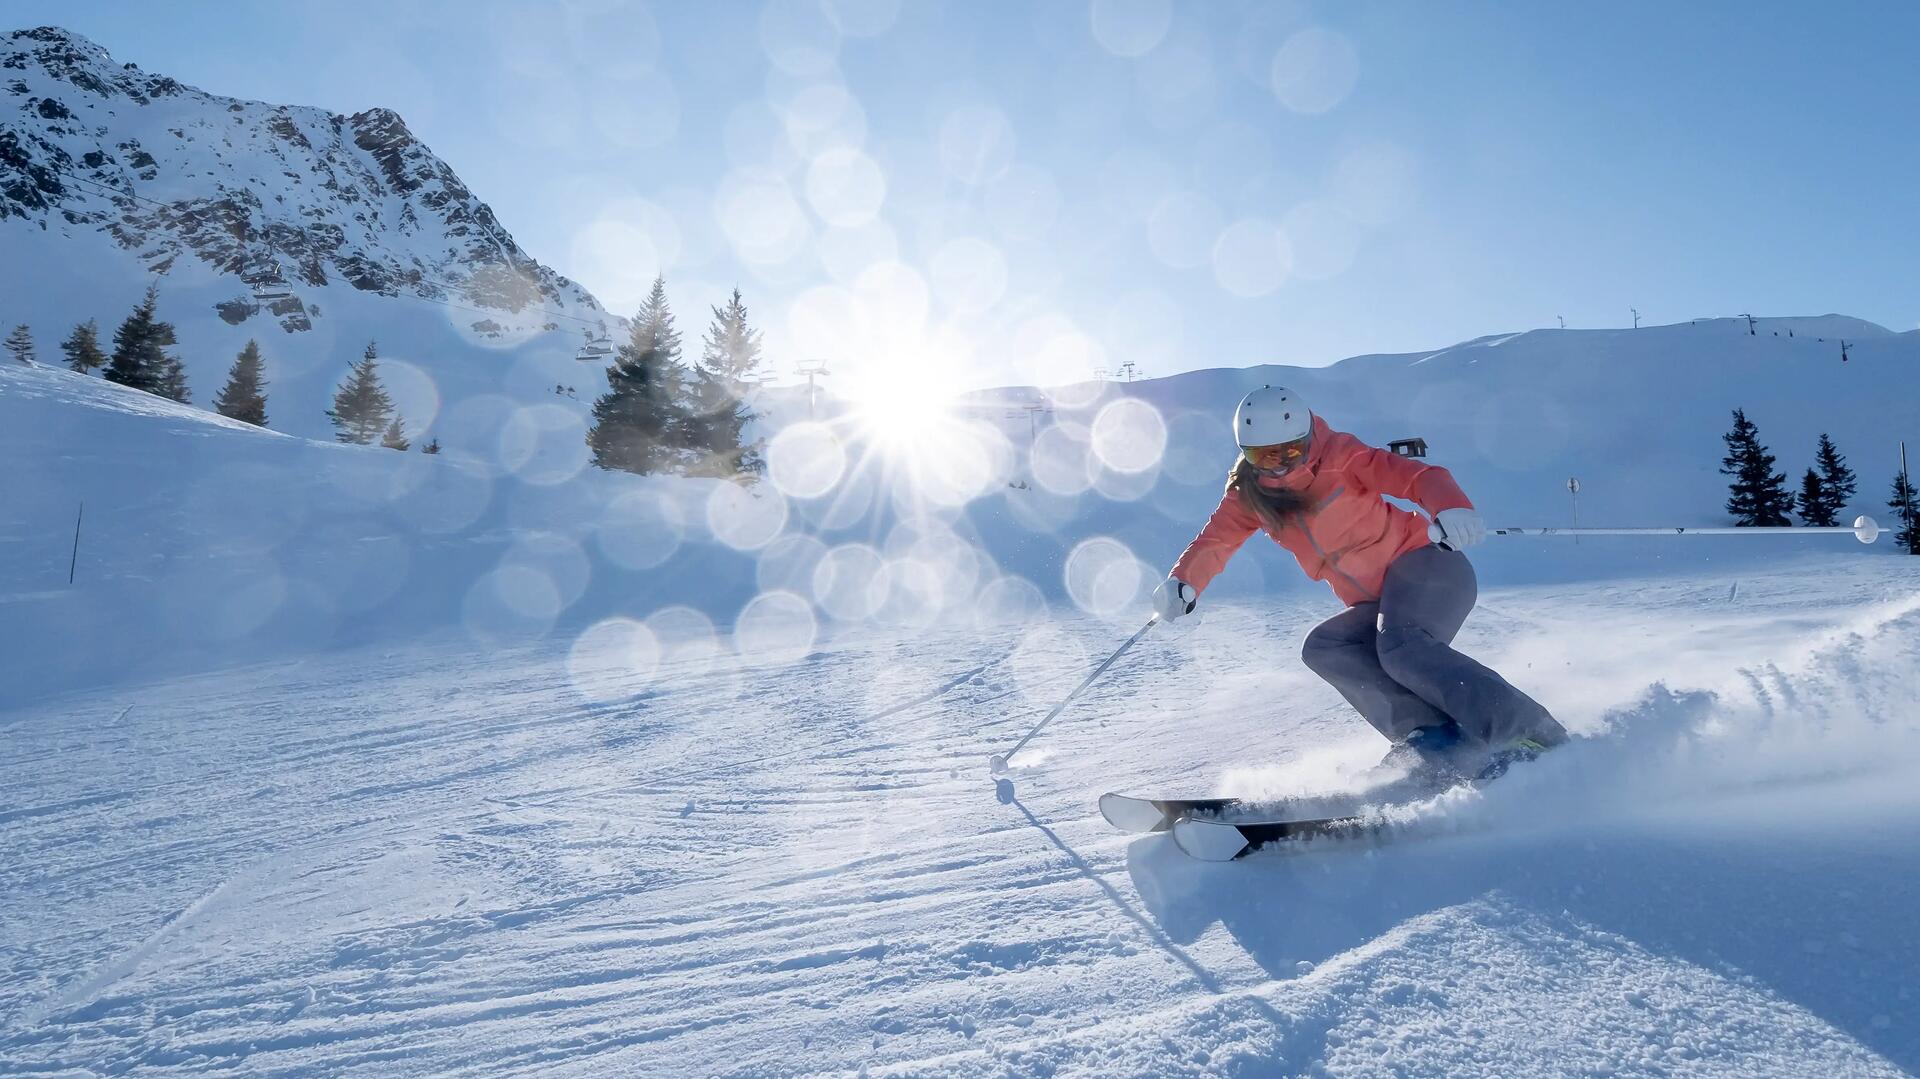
[
  {"xmin": 1377, "ymin": 722, "xmax": 1470, "ymax": 784},
  {"xmin": 1474, "ymin": 736, "xmax": 1554, "ymax": 783}
]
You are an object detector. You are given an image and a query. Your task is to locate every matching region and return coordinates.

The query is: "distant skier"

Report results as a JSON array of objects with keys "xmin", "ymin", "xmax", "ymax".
[{"xmin": 1151, "ymin": 386, "xmax": 1567, "ymax": 776}]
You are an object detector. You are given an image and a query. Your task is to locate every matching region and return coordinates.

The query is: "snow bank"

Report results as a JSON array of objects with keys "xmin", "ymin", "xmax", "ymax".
[{"xmin": 1482, "ymin": 590, "xmax": 1920, "ymax": 825}]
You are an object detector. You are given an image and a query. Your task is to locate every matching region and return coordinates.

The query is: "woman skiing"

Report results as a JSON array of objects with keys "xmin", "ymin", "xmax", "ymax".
[{"xmin": 1151, "ymin": 386, "xmax": 1567, "ymax": 774}]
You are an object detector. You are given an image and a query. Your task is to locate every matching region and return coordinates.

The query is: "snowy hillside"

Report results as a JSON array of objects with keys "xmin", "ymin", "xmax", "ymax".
[
  {"xmin": 942, "ymin": 312, "xmax": 1918, "ymax": 615},
  {"xmin": 1, "ymin": 25, "xmax": 619, "ymax": 441},
  {"xmin": 6, "ymin": 305, "xmax": 1920, "ymax": 1072},
  {"xmin": 6, "ymin": 309, "xmax": 1916, "ymax": 704}
]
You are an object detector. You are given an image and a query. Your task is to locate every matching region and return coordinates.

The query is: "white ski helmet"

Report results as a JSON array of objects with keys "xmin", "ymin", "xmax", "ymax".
[{"xmin": 1233, "ymin": 385, "xmax": 1311, "ymax": 448}]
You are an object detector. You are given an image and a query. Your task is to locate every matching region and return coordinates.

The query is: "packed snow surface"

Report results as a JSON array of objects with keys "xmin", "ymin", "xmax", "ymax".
[
  {"xmin": 3, "ymin": 561, "xmax": 1918, "ymax": 1076},
  {"xmin": 6, "ymin": 315, "xmax": 1920, "ymax": 1074}
]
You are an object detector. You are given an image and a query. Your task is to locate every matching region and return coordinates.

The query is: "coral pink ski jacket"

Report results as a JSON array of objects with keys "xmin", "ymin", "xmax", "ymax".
[{"xmin": 1171, "ymin": 416, "xmax": 1473, "ymax": 606}]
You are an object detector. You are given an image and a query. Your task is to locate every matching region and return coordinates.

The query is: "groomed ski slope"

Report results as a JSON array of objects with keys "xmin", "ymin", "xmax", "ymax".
[
  {"xmin": 4, "ymin": 560, "xmax": 1918, "ymax": 1076},
  {"xmin": 7, "ymin": 317, "xmax": 1920, "ymax": 1074}
]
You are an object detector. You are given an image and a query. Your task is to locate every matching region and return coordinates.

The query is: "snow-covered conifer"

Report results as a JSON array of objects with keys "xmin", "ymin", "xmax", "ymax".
[
  {"xmin": 103, "ymin": 286, "xmax": 182, "ymax": 398},
  {"xmin": 61, "ymin": 320, "xmax": 105, "ymax": 374},
  {"xmin": 5, "ymin": 324, "xmax": 36, "ymax": 366},
  {"xmin": 1801, "ymin": 433, "xmax": 1855, "ymax": 527},
  {"xmin": 587, "ymin": 277, "xmax": 694, "ymax": 475},
  {"xmin": 213, "ymin": 340, "xmax": 269, "ymax": 426},
  {"xmin": 157, "ymin": 352, "xmax": 191, "ymax": 403},
  {"xmin": 686, "ymin": 287, "xmax": 766, "ymax": 479},
  {"xmin": 1890, "ymin": 466, "xmax": 1920, "ymax": 555},
  {"xmin": 1719, "ymin": 408, "xmax": 1793, "ymax": 526},
  {"xmin": 1796, "ymin": 469, "xmax": 1826, "ymax": 527},
  {"xmin": 326, "ymin": 342, "xmax": 395, "ymax": 444}
]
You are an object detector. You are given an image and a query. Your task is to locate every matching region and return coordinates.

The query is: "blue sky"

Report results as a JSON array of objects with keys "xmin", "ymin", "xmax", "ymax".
[{"xmin": 11, "ymin": 1, "xmax": 1919, "ymax": 388}]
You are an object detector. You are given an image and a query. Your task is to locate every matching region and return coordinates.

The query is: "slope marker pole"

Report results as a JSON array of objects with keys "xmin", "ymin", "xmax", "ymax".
[{"xmin": 68, "ymin": 502, "xmax": 84, "ymax": 585}]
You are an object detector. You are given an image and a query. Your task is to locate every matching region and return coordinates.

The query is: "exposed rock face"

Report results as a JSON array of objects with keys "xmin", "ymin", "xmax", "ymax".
[{"xmin": 1, "ymin": 26, "xmax": 609, "ymax": 336}]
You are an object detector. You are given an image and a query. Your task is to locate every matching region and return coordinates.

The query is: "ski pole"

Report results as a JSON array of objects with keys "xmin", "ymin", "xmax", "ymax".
[
  {"xmin": 1431, "ymin": 515, "xmax": 1880, "ymax": 550},
  {"xmin": 988, "ymin": 617, "xmax": 1157, "ymax": 775}
]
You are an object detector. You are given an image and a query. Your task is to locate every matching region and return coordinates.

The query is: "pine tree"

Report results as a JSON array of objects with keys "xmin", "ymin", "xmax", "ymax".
[
  {"xmin": 104, "ymin": 296, "xmax": 159, "ymax": 391},
  {"xmin": 686, "ymin": 287, "xmax": 767, "ymax": 478},
  {"xmin": 326, "ymin": 342, "xmax": 395, "ymax": 444},
  {"xmin": 157, "ymin": 351, "xmax": 191, "ymax": 403},
  {"xmin": 5, "ymin": 324, "xmax": 36, "ymax": 366},
  {"xmin": 61, "ymin": 320, "xmax": 106, "ymax": 374},
  {"xmin": 643, "ymin": 275, "xmax": 702, "ymax": 467},
  {"xmin": 381, "ymin": 416, "xmax": 410, "ymax": 451},
  {"xmin": 1891, "ymin": 466, "xmax": 1920, "ymax": 555},
  {"xmin": 422, "ymin": 438, "xmax": 441, "ymax": 455},
  {"xmin": 1719, "ymin": 408, "xmax": 1794, "ymax": 526},
  {"xmin": 588, "ymin": 340, "xmax": 673, "ymax": 475},
  {"xmin": 1796, "ymin": 468, "xmax": 1826, "ymax": 527},
  {"xmin": 1806, "ymin": 432, "xmax": 1855, "ymax": 527},
  {"xmin": 213, "ymin": 339, "xmax": 269, "ymax": 426},
  {"xmin": 103, "ymin": 286, "xmax": 181, "ymax": 397},
  {"xmin": 586, "ymin": 278, "xmax": 695, "ymax": 475}
]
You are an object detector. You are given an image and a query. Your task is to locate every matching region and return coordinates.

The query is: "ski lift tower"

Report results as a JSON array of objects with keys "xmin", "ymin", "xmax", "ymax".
[
  {"xmin": 1003, "ymin": 398, "xmax": 1053, "ymax": 490},
  {"xmin": 797, "ymin": 360, "xmax": 831, "ymax": 421},
  {"xmin": 1006, "ymin": 399, "xmax": 1053, "ymax": 448}
]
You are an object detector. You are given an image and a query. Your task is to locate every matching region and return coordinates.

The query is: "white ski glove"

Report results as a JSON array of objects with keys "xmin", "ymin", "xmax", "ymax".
[
  {"xmin": 1428, "ymin": 508, "xmax": 1488, "ymax": 549},
  {"xmin": 1152, "ymin": 576, "xmax": 1197, "ymax": 621}
]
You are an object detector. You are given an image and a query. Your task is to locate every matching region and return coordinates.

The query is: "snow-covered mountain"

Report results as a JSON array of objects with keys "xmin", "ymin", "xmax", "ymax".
[
  {"xmin": 2, "ymin": 25, "xmax": 621, "ymax": 441},
  {"xmin": 2, "ymin": 25, "xmax": 607, "ymax": 331}
]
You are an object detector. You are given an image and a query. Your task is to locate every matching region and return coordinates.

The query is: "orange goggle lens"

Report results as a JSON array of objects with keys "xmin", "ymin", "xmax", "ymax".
[{"xmin": 1242, "ymin": 436, "xmax": 1310, "ymax": 470}]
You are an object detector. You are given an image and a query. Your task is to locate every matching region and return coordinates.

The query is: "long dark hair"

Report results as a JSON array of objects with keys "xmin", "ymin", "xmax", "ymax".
[{"xmin": 1227, "ymin": 458, "xmax": 1311, "ymax": 533}]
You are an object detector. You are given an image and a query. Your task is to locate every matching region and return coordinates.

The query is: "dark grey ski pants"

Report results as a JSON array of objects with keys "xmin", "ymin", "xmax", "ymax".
[{"xmin": 1300, "ymin": 544, "xmax": 1567, "ymax": 749}]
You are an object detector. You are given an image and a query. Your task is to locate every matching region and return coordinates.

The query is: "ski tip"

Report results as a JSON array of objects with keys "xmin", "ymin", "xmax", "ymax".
[
  {"xmin": 1099, "ymin": 792, "xmax": 1174, "ymax": 834},
  {"xmin": 1172, "ymin": 817, "xmax": 1253, "ymax": 862}
]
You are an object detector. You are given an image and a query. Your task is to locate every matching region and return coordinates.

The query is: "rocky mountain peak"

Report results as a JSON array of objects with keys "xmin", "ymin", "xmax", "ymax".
[{"xmin": 2, "ymin": 26, "xmax": 613, "ymax": 340}]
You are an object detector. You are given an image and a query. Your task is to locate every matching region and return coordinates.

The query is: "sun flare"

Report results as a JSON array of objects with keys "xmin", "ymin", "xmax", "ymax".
[
  {"xmin": 844, "ymin": 369, "xmax": 959, "ymax": 447},
  {"xmin": 822, "ymin": 365, "xmax": 1011, "ymax": 509}
]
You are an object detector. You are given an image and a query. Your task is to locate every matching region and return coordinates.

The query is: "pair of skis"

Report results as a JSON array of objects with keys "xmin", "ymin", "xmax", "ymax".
[{"xmin": 1098, "ymin": 792, "xmax": 1386, "ymax": 861}]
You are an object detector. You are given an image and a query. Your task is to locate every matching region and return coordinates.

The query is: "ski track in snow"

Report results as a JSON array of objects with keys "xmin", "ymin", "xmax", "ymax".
[{"xmin": 4, "ymin": 566, "xmax": 1920, "ymax": 1076}]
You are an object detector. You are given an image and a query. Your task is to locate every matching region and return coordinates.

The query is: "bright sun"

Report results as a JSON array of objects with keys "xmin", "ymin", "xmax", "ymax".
[
  {"xmin": 845, "ymin": 370, "xmax": 957, "ymax": 447},
  {"xmin": 830, "ymin": 365, "xmax": 1009, "ymax": 508}
]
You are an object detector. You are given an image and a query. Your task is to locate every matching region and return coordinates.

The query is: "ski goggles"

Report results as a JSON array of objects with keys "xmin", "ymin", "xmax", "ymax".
[{"xmin": 1241, "ymin": 434, "xmax": 1311, "ymax": 472}]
